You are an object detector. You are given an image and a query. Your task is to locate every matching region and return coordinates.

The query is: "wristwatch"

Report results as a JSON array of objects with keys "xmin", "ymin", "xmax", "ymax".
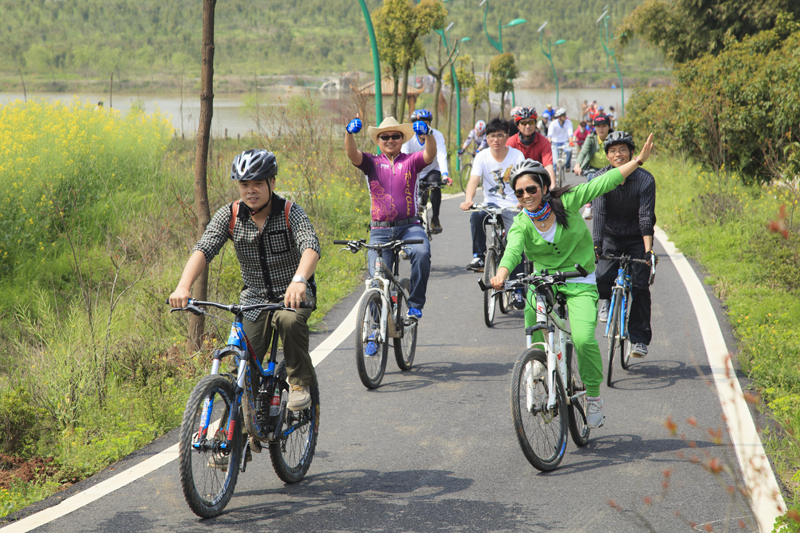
[
  {"xmin": 633, "ymin": 156, "xmax": 644, "ymax": 166},
  {"xmin": 292, "ymin": 275, "xmax": 308, "ymax": 286}
]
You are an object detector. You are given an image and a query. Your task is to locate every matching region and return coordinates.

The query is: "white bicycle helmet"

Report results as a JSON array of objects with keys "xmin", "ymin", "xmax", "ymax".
[
  {"xmin": 231, "ymin": 149, "xmax": 278, "ymax": 181},
  {"xmin": 509, "ymin": 159, "xmax": 550, "ymax": 190}
]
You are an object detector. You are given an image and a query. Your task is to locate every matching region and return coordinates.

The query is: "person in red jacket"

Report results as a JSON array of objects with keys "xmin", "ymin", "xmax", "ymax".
[{"xmin": 506, "ymin": 107, "xmax": 555, "ymax": 188}]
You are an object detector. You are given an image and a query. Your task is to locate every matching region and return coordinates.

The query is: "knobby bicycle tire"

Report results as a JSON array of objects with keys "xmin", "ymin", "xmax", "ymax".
[
  {"xmin": 483, "ymin": 249, "xmax": 499, "ymax": 327},
  {"xmin": 268, "ymin": 361, "xmax": 319, "ymax": 484},
  {"xmin": 566, "ymin": 342, "xmax": 590, "ymax": 447},
  {"xmin": 606, "ymin": 288, "xmax": 623, "ymax": 387},
  {"xmin": 459, "ymin": 163, "xmax": 472, "ymax": 193},
  {"xmin": 393, "ymin": 278, "xmax": 417, "ymax": 370},
  {"xmin": 355, "ymin": 290, "xmax": 388, "ymax": 388},
  {"xmin": 178, "ymin": 375, "xmax": 242, "ymax": 518},
  {"xmin": 511, "ymin": 348, "xmax": 568, "ymax": 471}
]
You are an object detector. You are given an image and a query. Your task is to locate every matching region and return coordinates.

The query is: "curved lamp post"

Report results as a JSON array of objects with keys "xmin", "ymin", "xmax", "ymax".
[
  {"xmin": 597, "ymin": 10, "xmax": 624, "ymax": 116},
  {"xmin": 537, "ymin": 22, "xmax": 566, "ymax": 106},
  {"xmin": 478, "ymin": 0, "xmax": 526, "ymax": 106},
  {"xmin": 358, "ymin": 0, "xmax": 383, "ymax": 124}
]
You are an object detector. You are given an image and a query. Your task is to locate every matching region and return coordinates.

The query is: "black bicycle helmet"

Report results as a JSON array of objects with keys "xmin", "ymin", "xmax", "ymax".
[
  {"xmin": 603, "ymin": 131, "xmax": 635, "ymax": 154},
  {"xmin": 509, "ymin": 159, "xmax": 550, "ymax": 190},
  {"xmin": 230, "ymin": 149, "xmax": 278, "ymax": 181},
  {"xmin": 512, "ymin": 106, "xmax": 537, "ymax": 123}
]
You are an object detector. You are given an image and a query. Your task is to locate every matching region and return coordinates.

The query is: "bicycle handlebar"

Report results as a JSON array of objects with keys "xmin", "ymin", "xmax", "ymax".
[
  {"xmin": 466, "ymin": 204, "xmax": 520, "ymax": 214},
  {"xmin": 333, "ymin": 238, "xmax": 423, "ymax": 253},
  {"xmin": 477, "ymin": 263, "xmax": 589, "ymax": 292},
  {"xmin": 166, "ymin": 298, "xmax": 310, "ymax": 315},
  {"xmin": 598, "ymin": 254, "xmax": 651, "ymax": 265}
]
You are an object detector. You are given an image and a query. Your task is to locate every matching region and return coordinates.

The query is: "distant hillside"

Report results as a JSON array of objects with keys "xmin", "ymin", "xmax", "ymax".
[{"xmin": 0, "ymin": 0, "xmax": 666, "ymax": 88}]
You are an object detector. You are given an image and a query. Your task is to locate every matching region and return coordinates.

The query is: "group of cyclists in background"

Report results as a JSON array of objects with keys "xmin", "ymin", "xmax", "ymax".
[{"xmin": 168, "ymin": 97, "xmax": 656, "ymax": 450}]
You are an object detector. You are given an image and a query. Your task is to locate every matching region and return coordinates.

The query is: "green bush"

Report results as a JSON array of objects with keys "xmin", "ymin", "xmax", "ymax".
[
  {"xmin": 0, "ymin": 387, "xmax": 48, "ymax": 457},
  {"xmin": 621, "ymin": 14, "xmax": 800, "ymax": 183}
]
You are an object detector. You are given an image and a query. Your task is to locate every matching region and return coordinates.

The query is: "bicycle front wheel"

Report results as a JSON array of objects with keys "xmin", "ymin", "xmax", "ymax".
[
  {"xmin": 459, "ymin": 163, "xmax": 472, "ymax": 193},
  {"xmin": 566, "ymin": 342, "xmax": 590, "ymax": 447},
  {"xmin": 355, "ymin": 290, "xmax": 389, "ymax": 389},
  {"xmin": 178, "ymin": 375, "xmax": 241, "ymax": 518},
  {"xmin": 606, "ymin": 289, "xmax": 622, "ymax": 387},
  {"xmin": 511, "ymin": 348, "xmax": 568, "ymax": 471},
  {"xmin": 483, "ymin": 249, "xmax": 499, "ymax": 327},
  {"xmin": 620, "ymin": 291, "xmax": 633, "ymax": 370},
  {"xmin": 557, "ymin": 161, "xmax": 565, "ymax": 188},
  {"xmin": 269, "ymin": 361, "xmax": 319, "ymax": 483},
  {"xmin": 393, "ymin": 278, "xmax": 417, "ymax": 371}
]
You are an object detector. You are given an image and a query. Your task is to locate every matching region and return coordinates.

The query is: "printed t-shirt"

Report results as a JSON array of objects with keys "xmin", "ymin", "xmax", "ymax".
[
  {"xmin": 589, "ymin": 135, "xmax": 610, "ymax": 169},
  {"xmin": 357, "ymin": 151, "xmax": 428, "ymax": 222},
  {"xmin": 506, "ymin": 132, "xmax": 553, "ymax": 167},
  {"xmin": 471, "ymin": 147, "xmax": 524, "ymax": 209}
]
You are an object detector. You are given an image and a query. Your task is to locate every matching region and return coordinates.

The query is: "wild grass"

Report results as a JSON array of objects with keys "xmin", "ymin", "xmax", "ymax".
[{"xmin": 646, "ymin": 154, "xmax": 800, "ymax": 524}]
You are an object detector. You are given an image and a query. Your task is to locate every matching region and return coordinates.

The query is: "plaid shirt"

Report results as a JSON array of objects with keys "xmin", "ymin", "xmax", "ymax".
[{"xmin": 193, "ymin": 195, "xmax": 321, "ymax": 321}]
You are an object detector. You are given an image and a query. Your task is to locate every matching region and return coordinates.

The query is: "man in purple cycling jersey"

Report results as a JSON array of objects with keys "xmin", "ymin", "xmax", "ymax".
[{"xmin": 345, "ymin": 115, "xmax": 436, "ymax": 319}]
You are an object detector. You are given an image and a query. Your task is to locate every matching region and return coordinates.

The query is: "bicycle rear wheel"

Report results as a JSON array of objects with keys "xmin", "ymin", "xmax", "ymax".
[
  {"xmin": 606, "ymin": 289, "xmax": 622, "ymax": 387},
  {"xmin": 393, "ymin": 278, "xmax": 417, "ymax": 371},
  {"xmin": 355, "ymin": 290, "xmax": 388, "ymax": 389},
  {"xmin": 269, "ymin": 361, "xmax": 319, "ymax": 483},
  {"xmin": 483, "ymin": 249, "xmax": 499, "ymax": 327},
  {"xmin": 178, "ymin": 375, "xmax": 241, "ymax": 518},
  {"xmin": 511, "ymin": 348, "xmax": 568, "ymax": 471},
  {"xmin": 459, "ymin": 163, "xmax": 472, "ymax": 193},
  {"xmin": 566, "ymin": 342, "xmax": 590, "ymax": 447}
]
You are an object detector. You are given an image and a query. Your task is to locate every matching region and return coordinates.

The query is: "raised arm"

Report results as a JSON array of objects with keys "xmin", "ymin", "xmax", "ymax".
[{"xmin": 345, "ymin": 116, "xmax": 363, "ymax": 167}]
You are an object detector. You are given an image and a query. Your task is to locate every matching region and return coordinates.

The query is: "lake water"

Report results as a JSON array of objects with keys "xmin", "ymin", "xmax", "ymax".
[{"xmin": 1, "ymin": 86, "xmax": 629, "ymax": 138}]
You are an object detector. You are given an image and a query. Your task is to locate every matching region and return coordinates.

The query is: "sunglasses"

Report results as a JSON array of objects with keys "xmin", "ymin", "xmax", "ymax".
[
  {"xmin": 518, "ymin": 120, "xmax": 536, "ymax": 127},
  {"xmin": 378, "ymin": 133, "xmax": 403, "ymax": 141},
  {"xmin": 514, "ymin": 185, "xmax": 539, "ymax": 198}
]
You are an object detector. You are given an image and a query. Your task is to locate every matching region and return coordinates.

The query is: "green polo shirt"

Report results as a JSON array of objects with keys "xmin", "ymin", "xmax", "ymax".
[{"xmin": 499, "ymin": 168, "xmax": 625, "ymax": 276}]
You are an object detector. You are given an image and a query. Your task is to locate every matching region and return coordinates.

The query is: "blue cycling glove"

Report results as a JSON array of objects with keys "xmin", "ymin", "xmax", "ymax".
[
  {"xmin": 413, "ymin": 120, "xmax": 429, "ymax": 136},
  {"xmin": 346, "ymin": 118, "xmax": 362, "ymax": 134}
]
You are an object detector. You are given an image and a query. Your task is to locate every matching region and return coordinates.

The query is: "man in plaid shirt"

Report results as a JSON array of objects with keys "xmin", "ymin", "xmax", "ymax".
[{"xmin": 169, "ymin": 149, "xmax": 321, "ymax": 411}]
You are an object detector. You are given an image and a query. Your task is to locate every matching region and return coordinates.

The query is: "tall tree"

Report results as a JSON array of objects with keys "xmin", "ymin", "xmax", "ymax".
[
  {"xmin": 618, "ymin": 0, "xmax": 800, "ymax": 63},
  {"xmin": 375, "ymin": 0, "xmax": 445, "ymax": 120},
  {"xmin": 189, "ymin": 0, "xmax": 216, "ymax": 350},
  {"xmin": 423, "ymin": 38, "xmax": 458, "ymax": 129},
  {"xmin": 489, "ymin": 53, "xmax": 518, "ymax": 119}
]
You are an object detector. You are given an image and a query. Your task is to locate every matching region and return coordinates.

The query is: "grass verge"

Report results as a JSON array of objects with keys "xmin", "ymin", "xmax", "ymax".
[{"xmin": 647, "ymin": 153, "xmax": 800, "ymax": 524}]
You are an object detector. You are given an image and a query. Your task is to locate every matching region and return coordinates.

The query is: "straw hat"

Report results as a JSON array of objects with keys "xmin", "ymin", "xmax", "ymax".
[{"xmin": 367, "ymin": 116, "xmax": 415, "ymax": 145}]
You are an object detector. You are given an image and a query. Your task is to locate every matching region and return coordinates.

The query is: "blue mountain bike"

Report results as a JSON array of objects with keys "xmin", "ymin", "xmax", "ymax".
[
  {"xmin": 169, "ymin": 299, "xmax": 319, "ymax": 518},
  {"xmin": 599, "ymin": 254, "xmax": 656, "ymax": 386}
]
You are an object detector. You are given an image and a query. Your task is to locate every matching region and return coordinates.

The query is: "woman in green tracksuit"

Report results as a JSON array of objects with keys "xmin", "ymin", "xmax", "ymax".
[{"xmin": 491, "ymin": 133, "xmax": 654, "ymax": 429}]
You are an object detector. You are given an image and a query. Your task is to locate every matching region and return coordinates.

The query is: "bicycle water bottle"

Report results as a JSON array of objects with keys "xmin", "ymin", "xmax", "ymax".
[
  {"xmin": 513, "ymin": 288, "xmax": 525, "ymax": 310},
  {"xmin": 269, "ymin": 386, "xmax": 281, "ymax": 417}
]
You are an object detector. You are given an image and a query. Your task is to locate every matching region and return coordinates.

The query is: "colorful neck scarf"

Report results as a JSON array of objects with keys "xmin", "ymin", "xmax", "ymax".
[{"xmin": 525, "ymin": 202, "xmax": 551, "ymax": 223}]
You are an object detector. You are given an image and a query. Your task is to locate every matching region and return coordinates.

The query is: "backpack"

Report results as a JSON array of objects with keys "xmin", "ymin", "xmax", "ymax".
[{"xmin": 229, "ymin": 199, "xmax": 293, "ymax": 238}]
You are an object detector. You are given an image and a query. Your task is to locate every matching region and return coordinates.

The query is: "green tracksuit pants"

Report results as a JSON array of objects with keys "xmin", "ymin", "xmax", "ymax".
[{"xmin": 524, "ymin": 282, "xmax": 603, "ymax": 398}]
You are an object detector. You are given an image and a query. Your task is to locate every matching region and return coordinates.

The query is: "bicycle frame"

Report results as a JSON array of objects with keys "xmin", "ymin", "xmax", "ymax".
[
  {"xmin": 604, "ymin": 265, "xmax": 632, "ymax": 340},
  {"xmin": 526, "ymin": 290, "xmax": 572, "ymax": 411}
]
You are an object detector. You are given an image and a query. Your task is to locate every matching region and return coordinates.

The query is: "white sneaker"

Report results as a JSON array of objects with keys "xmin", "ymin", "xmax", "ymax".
[
  {"xmin": 586, "ymin": 397, "xmax": 605, "ymax": 428},
  {"xmin": 287, "ymin": 385, "xmax": 311, "ymax": 411},
  {"xmin": 598, "ymin": 300, "xmax": 609, "ymax": 322}
]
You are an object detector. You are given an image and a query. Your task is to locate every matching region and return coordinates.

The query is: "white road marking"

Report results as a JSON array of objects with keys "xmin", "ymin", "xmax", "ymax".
[
  {"xmin": 654, "ymin": 226, "xmax": 785, "ymax": 532},
  {"xmin": 1, "ymin": 295, "xmax": 364, "ymax": 532}
]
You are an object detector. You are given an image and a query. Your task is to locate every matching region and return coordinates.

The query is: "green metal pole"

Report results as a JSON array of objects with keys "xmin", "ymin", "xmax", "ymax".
[
  {"xmin": 539, "ymin": 33, "xmax": 559, "ymax": 107},
  {"xmin": 359, "ymin": 0, "xmax": 383, "ymax": 124}
]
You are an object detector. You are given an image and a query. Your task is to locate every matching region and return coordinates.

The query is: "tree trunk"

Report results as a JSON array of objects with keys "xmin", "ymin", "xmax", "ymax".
[
  {"xmin": 398, "ymin": 65, "xmax": 410, "ymax": 122},
  {"xmin": 446, "ymin": 79, "xmax": 454, "ymax": 147},
  {"xmin": 391, "ymin": 74, "xmax": 399, "ymax": 118},
  {"xmin": 499, "ymin": 91, "xmax": 506, "ymax": 119},
  {"xmin": 189, "ymin": 0, "xmax": 216, "ymax": 351},
  {"xmin": 18, "ymin": 67, "xmax": 26, "ymax": 103}
]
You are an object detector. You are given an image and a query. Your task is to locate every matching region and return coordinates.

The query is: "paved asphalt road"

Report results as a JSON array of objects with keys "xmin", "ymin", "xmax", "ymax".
[{"xmin": 5, "ymin": 173, "xmax": 759, "ymax": 532}]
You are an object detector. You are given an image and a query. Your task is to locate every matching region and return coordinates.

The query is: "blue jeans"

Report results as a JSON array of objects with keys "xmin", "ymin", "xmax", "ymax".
[
  {"xmin": 368, "ymin": 223, "xmax": 431, "ymax": 310},
  {"xmin": 551, "ymin": 142, "xmax": 572, "ymax": 170}
]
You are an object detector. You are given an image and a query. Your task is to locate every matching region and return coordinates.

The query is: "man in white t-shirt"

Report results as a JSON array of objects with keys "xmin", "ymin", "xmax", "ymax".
[
  {"xmin": 402, "ymin": 109, "xmax": 451, "ymax": 233},
  {"xmin": 459, "ymin": 118, "xmax": 524, "ymax": 271},
  {"xmin": 548, "ymin": 107, "xmax": 574, "ymax": 171}
]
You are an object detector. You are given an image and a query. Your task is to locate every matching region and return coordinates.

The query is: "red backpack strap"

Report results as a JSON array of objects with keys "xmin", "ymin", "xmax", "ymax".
[
  {"xmin": 284, "ymin": 200, "xmax": 293, "ymax": 237},
  {"xmin": 229, "ymin": 200, "xmax": 240, "ymax": 238}
]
